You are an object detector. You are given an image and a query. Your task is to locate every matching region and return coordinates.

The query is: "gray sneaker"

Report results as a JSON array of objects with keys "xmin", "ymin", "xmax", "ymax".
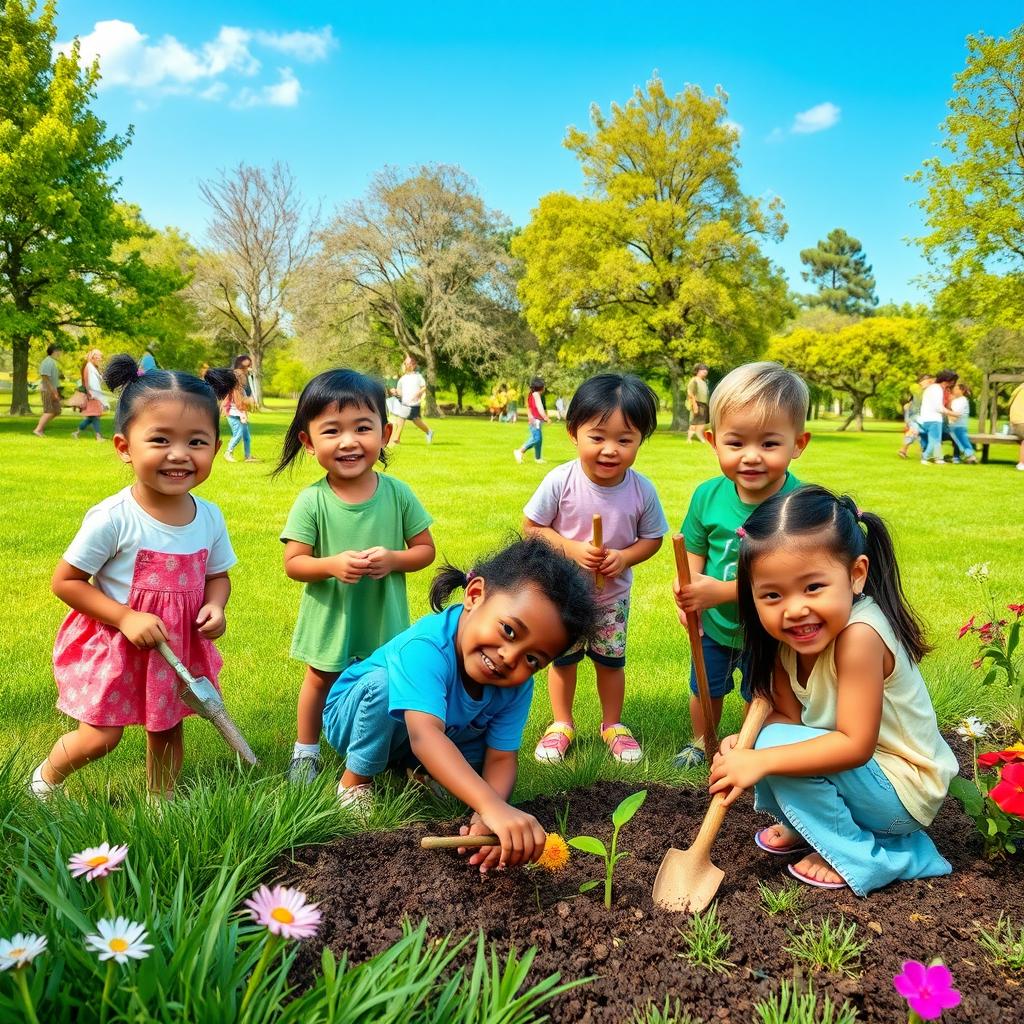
[
  {"xmin": 672, "ymin": 745, "xmax": 707, "ymax": 769},
  {"xmin": 288, "ymin": 754, "xmax": 321, "ymax": 784}
]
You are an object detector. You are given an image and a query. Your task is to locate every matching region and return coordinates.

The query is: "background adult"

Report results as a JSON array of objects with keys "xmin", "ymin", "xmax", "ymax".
[
  {"xmin": 232, "ymin": 354, "xmax": 254, "ymax": 400},
  {"xmin": 32, "ymin": 342, "xmax": 63, "ymax": 437},
  {"xmin": 1009, "ymin": 380, "xmax": 1024, "ymax": 471},
  {"xmin": 390, "ymin": 354, "xmax": 433, "ymax": 444},
  {"xmin": 919, "ymin": 369, "xmax": 958, "ymax": 465},
  {"xmin": 224, "ymin": 366, "xmax": 258, "ymax": 462},
  {"xmin": 686, "ymin": 363, "xmax": 710, "ymax": 442},
  {"xmin": 71, "ymin": 348, "xmax": 108, "ymax": 441}
]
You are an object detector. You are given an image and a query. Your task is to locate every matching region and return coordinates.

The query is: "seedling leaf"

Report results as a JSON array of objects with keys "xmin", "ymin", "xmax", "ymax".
[
  {"xmin": 579, "ymin": 880, "xmax": 601, "ymax": 893},
  {"xmin": 612, "ymin": 789, "xmax": 647, "ymax": 829},
  {"xmin": 569, "ymin": 836, "xmax": 608, "ymax": 858}
]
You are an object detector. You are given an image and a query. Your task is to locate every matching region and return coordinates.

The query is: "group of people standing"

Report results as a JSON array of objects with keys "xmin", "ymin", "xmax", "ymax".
[{"xmin": 898, "ymin": 370, "xmax": 977, "ymax": 465}]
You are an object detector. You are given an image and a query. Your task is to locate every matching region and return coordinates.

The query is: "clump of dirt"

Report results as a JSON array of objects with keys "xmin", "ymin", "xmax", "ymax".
[{"xmin": 281, "ymin": 773, "xmax": 1024, "ymax": 1023}]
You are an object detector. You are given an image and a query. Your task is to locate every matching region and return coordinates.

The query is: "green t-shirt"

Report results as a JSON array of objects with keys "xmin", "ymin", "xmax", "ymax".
[
  {"xmin": 281, "ymin": 474, "xmax": 433, "ymax": 671},
  {"xmin": 681, "ymin": 472, "xmax": 801, "ymax": 648}
]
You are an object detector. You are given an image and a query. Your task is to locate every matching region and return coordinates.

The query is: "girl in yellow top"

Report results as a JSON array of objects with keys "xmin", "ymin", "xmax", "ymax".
[{"xmin": 710, "ymin": 484, "xmax": 957, "ymax": 895}]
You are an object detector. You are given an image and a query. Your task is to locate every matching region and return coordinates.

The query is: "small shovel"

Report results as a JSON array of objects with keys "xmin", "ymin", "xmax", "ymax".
[
  {"xmin": 156, "ymin": 641, "xmax": 257, "ymax": 765},
  {"xmin": 652, "ymin": 695, "xmax": 772, "ymax": 913},
  {"xmin": 592, "ymin": 513, "xmax": 605, "ymax": 591}
]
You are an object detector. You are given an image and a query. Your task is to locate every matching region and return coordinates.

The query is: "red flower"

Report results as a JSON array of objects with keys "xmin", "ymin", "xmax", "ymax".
[
  {"xmin": 1008, "ymin": 604, "xmax": 1024, "ymax": 617},
  {"xmin": 977, "ymin": 745, "xmax": 1024, "ymax": 769},
  {"xmin": 957, "ymin": 616, "xmax": 975, "ymax": 639},
  {"xmin": 990, "ymin": 762, "xmax": 1024, "ymax": 818}
]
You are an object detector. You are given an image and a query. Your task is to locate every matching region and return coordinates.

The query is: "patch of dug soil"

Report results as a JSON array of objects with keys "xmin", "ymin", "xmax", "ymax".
[{"xmin": 281, "ymin": 778, "xmax": 1024, "ymax": 1023}]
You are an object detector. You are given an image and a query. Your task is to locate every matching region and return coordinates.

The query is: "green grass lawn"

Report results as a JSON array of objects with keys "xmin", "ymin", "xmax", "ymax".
[{"xmin": 1, "ymin": 405, "xmax": 1019, "ymax": 801}]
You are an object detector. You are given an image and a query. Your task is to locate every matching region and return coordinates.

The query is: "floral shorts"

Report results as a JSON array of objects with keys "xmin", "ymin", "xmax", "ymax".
[{"xmin": 553, "ymin": 598, "xmax": 629, "ymax": 669}]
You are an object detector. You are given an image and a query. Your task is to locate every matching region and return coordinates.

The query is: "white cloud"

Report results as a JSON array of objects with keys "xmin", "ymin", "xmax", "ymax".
[
  {"xmin": 791, "ymin": 101, "xmax": 841, "ymax": 134},
  {"xmin": 55, "ymin": 20, "xmax": 333, "ymax": 108},
  {"xmin": 233, "ymin": 68, "xmax": 301, "ymax": 109}
]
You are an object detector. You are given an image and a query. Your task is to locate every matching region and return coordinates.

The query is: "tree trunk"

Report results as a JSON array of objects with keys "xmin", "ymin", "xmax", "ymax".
[
  {"xmin": 837, "ymin": 394, "xmax": 865, "ymax": 431},
  {"xmin": 667, "ymin": 358, "xmax": 687, "ymax": 431},
  {"xmin": 9, "ymin": 332, "xmax": 31, "ymax": 416},
  {"xmin": 422, "ymin": 341, "xmax": 440, "ymax": 417},
  {"xmin": 455, "ymin": 382, "xmax": 465, "ymax": 412}
]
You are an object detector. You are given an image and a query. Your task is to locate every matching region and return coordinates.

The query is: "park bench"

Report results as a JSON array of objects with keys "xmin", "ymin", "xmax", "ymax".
[
  {"xmin": 967, "ymin": 432, "xmax": 1020, "ymax": 463},
  {"xmin": 972, "ymin": 371, "xmax": 1024, "ymax": 463}
]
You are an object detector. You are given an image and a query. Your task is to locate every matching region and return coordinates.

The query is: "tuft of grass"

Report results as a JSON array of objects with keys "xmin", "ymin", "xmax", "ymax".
[
  {"xmin": 753, "ymin": 978, "xmax": 859, "ymax": 1024},
  {"xmin": 554, "ymin": 797, "xmax": 572, "ymax": 838},
  {"xmin": 784, "ymin": 916, "xmax": 868, "ymax": 977},
  {"xmin": 676, "ymin": 903, "xmax": 734, "ymax": 973},
  {"xmin": 977, "ymin": 915, "xmax": 1024, "ymax": 971},
  {"xmin": 759, "ymin": 880, "xmax": 805, "ymax": 917},
  {"xmin": 629, "ymin": 996, "xmax": 702, "ymax": 1024}
]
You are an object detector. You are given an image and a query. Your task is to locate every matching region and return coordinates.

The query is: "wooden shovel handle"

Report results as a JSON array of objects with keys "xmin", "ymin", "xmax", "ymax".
[
  {"xmin": 689, "ymin": 695, "xmax": 772, "ymax": 858},
  {"xmin": 592, "ymin": 513, "xmax": 605, "ymax": 591},
  {"xmin": 421, "ymin": 834, "xmax": 500, "ymax": 850},
  {"xmin": 673, "ymin": 535, "xmax": 718, "ymax": 759}
]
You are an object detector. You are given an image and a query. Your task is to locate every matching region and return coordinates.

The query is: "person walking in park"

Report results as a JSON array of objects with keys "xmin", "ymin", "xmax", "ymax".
[
  {"xmin": 686, "ymin": 364, "xmax": 710, "ymax": 443},
  {"xmin": 233, "ymin": 354, "xmax": 254, "ymax": 401},
  {"xmin": 32, "ymin": 343, "xmax": 64, "ymax": 437},
  {"xmin": 919, "ymin": 370, "xmax": 958, "ymax": 465},
  {"xmin": 513, "ymin": 377, "xmax": 550, "ymax": 464},
  {"xmin": 390, "ymin": 354, "xmax": 434, "ymax": 444},
  {"xmin": 223, "ymin": 366, "xmax": 258, "ymax": 462},
  {"xmin": 71, "ymin": 349, "xmax": 110, "ymax": 441}
]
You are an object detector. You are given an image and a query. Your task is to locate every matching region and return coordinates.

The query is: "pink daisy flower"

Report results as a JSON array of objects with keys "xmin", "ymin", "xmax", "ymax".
[
  {"xmin": 68, "ymin": 843, "xmax": 129, "ymax": 881},
  {"xmin": 244, "ymin": 885, "xmax": 321, "ymax": 940}
]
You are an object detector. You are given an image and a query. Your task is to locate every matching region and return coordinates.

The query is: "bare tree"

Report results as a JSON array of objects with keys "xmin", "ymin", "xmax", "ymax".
[
  {"xmin": 318, "ymin": 164, "xmax": 516, "ymax": 414},
  {"xmin": 193, "ymin": 162, "xmax": 317, "ymax": 404}
]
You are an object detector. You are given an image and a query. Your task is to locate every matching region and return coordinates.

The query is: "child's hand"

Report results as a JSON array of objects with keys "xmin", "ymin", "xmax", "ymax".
[
  {"xmin": 473, "ymin": 803, "xmax": 546, "ymax": 870},
  {"xmin": 570, "ymin": 539, "xmax": 605, "ymax": 572},
  {"xmin": 708, "ymin": 747, "xmax": 764, "ymax": 806},
  {"xmin": 361, "ymin": 546, "xmax": 395, "ymax": 580},
  {"xmin": 330, "ymin": 551, "xmax": 370, "ymax": 584},
  {"xmin": 599, "ymin": 548, "xmax": 627, "ymax": 579},
  {"xmin": 672, "ymin": 579, "xmax": 704, "ymax": 635},
  {"xmin": 195, "ymin": 603, "xmax": 226, "ymax": 639},
  {"xmin": 677, "ymin": 572, "xmax": 721, "ymax": 613},
  {"xmin": 119, "ymin": 610, "xmax": 169, "ymax": 649},
  {"xmin": 458, "ymin": 813, "xmax": 506, "ymax": 873}
]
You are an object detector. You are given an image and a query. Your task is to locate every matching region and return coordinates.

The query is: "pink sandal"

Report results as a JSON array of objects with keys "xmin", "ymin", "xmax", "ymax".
[
  {"xmin": 787, "ymin": 861, "xmax": 847, "ymax": 890},
  {"xmin": 601, "ymin": 723, "xmax": 643, "ymax": 763},
  {"xmin": 534, "ymin": 722, "xmax": 575, "ymax": 763}
]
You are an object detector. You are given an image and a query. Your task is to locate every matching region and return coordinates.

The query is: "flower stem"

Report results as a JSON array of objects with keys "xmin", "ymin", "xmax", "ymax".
[
  {"xmin": 99, "ymin": 876, "xmax": 115, "ymax": 917},
  {"xmin": 99, "ymin": 961, "xmax": 114, "ymax": 1024},
  {"xmin": 14, "ymin": 968, "xmax": 41, "ymax": 1024},
  {"xmin": 908, "ymin": 1011, "xmax": 923, "ymax": 1024},
  {"xmin": 240, "ymin": 934, "xmax": 280, "ymax": 1022}
]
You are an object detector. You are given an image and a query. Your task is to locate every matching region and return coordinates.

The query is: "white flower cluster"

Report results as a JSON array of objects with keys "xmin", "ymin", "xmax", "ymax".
[
  {"xmin": 955, "ymin": 717, "xmax": 989, "ymax": 741},
  {"xmin": 966, "ymin": 563, "xmax": 990, "ymax": 582}
]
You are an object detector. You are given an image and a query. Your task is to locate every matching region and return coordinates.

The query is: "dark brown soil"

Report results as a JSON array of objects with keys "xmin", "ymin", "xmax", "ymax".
[{"xmin": 281, "ymin": 762, "xmax": 1024, "ymax": 1022}]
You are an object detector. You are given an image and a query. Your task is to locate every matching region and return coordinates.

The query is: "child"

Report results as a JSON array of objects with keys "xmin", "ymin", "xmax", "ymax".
[
  {"xmin": 513, "ymin": 377, "xmax": 550, "ymax": 464},
  {"xmin": 673, "ymin": 362, "xmax": 810, "ymax": 768},
  {"xmin": 710, "ymin": 485, "xmax": 958, "ymax": 895},
  {"xmin": 947, "ymin": 382, "xmax": 978, "ymax": 464},
  {"xmin": 223, "ymin": 367, "xmax": 257, "ymax": 463},
  {"xmin": 897, "ymin": 374, "xmax": 933, "ymax": 460},
  {"xmin": 323, "ymin": 536, "xmax": 599, "ymax": 871},
  {"xmin": 276, "ymin": 369, "xmax": 436, "ymax": 784},
  {"xmin": 32, "ymin": 356, "xmax": 239, "ymax": 800},
  {"xmin": 525, "ymin": 373, "xmax": 668, "ymax": 764}
]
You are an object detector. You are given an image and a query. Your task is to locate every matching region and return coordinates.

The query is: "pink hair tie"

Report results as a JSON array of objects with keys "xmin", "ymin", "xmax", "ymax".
[
  {"xmin": 856, "ymin": 508, "xmax": 864, "ymax": 520},
  {"xmin": 466, "ymin": 570, "xmax": 479, "ymax": 582},
  {"xmin": 735, "ymin": 526, "xmax": 747, "ymax": 538}
]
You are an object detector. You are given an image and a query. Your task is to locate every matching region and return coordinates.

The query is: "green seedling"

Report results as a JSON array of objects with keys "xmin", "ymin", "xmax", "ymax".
[
  {"xmin": 753, "ymin": 978, "xmax": 860, "ymax": 1024},
  {"xmin": 784, "ymin": 916, "xmax": 868, "ymax": 977},
  {"xmin": 629, "ymin": 995, "xmax": 702, "ymax": 1023},
  {"xmin": 977, "ymin": 914, "xmax": 1024, "ymax": 970},
  {"xmin": 758, "ymin": 880, "xmax": 805, "ymax": 917},
  {"xmin": 554, "ymin": 797, "xmax": 572, "ymax": 838},
  {"xmin": 569, "ymin": 789, "xmax": 647, "ymax": 909},
  {"xmin": 676, "ymin": 902, "xmax": 734, "ymax": 973}
]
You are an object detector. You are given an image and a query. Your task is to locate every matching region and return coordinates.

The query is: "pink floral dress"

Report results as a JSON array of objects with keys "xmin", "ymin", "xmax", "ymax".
[{"xmin": 53, "ymin": 548, "xmax": 223, "ymax": 731}]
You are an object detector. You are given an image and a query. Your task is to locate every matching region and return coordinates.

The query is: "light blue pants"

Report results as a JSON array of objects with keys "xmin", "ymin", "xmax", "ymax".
[
  {"xmin": 522, "ymin": 423, "xmax": 543, "ymax": 460},
  {"xmin": 322, "ymin": 669, "xmax": 486, "ymax": 777},
  {"xmin": 921, "ymin": 420, "xmax": 944, "ymax": 461},
  {"xmin": 753, "ymin": 723, "xmax": 951, "ymax": 896},
  {"xmin": 227, "ymin": 415, "xmax": 251, "ymax": 458},
  {"xmin": 948, "ymin": 425, "xmax": 975, "ymax": 459}
]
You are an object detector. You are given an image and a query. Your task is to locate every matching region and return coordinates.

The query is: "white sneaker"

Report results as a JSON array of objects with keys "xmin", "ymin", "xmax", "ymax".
[
  {"xmin": 934, "ymin": 458, "xmax": 947, "ymax": 465},
  {"xmin": 425, "ymin": 430, "xmax": 433, "ymax": 444},
  {"xmin": 29, "ymin": 763, "xmax": 59, "ymax": 801},
  {"xmin": 337, "ymin": 781, "xmax": 373, "ymax": 812},
  {"xmin": 513, "ymin": 448, "xmax": 523, "ymax": 464},
  {"xmin": 1017, "ymin": 463, "xmax": 1024, "ymax": 471},
  {"xmin": 224, "ymin": 452, "xmax": 236, "ymax": 462}
]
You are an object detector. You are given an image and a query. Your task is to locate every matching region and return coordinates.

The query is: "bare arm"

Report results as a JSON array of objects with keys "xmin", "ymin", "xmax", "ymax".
[
  {"xmin": 196, "ymin": 572, "xmax": 231, "ymax": 640},
  {"xmin": 523, "ymin": 516, "xmax": 603, "ymax": 572},
  {"xmin": 282, "ymin": 539, "xmax": 369, "ymax": 585},
  {"xmin": 362, "ymin": 527, "xmax": 436, "ymax": 580}
]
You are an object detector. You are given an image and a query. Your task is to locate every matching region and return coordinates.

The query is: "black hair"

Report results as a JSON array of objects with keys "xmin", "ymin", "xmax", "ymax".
[
  {"xmin": 428, "ymin": 535, "xmax": 599, "ymax": 657},
  {"xmin": 46, "ymin": 343, "xmax": 62, "ymax": 355},
  {"xmin": 103, "ymin": 354, "xmax": 237, "ymax": 436},
  {"xmin": 232, "ymin": 354, "xmax": 252, "ymax": 370},
  {"xmin": 935, "ymin": 369, "xmax": 958, "ymax": 385},
  {"xmin": 273, "ymin": 368, "xmax": 390, "ymax": 476},
  {"xmin": 736, "ymin": 484, "xmax": 931, "ymax": 700},
  {"xmin": 566, "ymin": 373, "xmax": 659, "ymax": 441}
]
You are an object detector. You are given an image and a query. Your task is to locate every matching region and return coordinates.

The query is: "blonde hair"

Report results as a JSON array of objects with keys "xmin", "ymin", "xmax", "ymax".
[{"xmin": 708, "ymin": 361, "xmax": 809, "ymax": 433}]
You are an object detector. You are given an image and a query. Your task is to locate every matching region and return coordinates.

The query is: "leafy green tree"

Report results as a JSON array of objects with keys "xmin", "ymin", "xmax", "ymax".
[
  {"xmin": 770, "ymin": 315, "xmax": 935, "ymax": 430},
  {"xmin": 513, "ymin": 77, "xmax": 789, "ymax": 429},
  {"xmin": 799, "ymin": 228, "xmax": 878, "ymax": 314},
  {"xmin": 0, "ymin": 0, "xmax": 168, "ymax": 414},
  {"xmin": 912, "ymin": 26, "xmax": 1024, "ymax": 330}
]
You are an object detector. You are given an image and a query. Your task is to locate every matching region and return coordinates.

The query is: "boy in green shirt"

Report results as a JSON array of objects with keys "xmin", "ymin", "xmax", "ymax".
[{"xmin": 673, "ymin": 362, "xmax": 811, "ymax": 767}]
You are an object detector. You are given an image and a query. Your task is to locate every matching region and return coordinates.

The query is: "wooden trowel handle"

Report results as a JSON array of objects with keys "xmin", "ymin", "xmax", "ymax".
[
  {"xmin": 156, "ymin": 641, "xmax": 196, "ymax": 685},
  {"xmin": 689, "ymin": 695, "xmax": 772, "ymax": 857},
  {"xmin": 592, "ymin": 513, "xmax": 605, "ymax": 591},
  {"xmin": 421, "ymin": 834, "xmax": 500, "ymax": 849}
]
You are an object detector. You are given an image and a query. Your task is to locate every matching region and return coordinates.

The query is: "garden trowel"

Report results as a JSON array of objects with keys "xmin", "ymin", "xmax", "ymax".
[{"xmin": 157, "ymin": 642, "xmax": 257, "ymax": 764}]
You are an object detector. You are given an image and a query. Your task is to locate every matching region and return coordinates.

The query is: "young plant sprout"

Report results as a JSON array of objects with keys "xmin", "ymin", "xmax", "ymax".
[{"xmin": 569, "ymin": 789, "xmax": 646, "ymax": 910}]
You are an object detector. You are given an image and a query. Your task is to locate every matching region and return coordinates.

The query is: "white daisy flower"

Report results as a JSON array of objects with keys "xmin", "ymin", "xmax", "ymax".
[
  {"xmin": 956, "ymin": 717, "xmax": 989, "ymax": 741},
  {"xmin": 966, "ymin": 563, "xmax": 990, "ymax": 581},
  {"xmin": 84, "ymin": 918, "xmax": 153, "ymax": 964},
  {"xmin": 0, "ymin": 933, "xmax": 47, "ymax": 970}
]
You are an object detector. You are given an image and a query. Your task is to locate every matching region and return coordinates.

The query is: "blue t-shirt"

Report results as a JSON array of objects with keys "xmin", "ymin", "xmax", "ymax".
[{"xmin": 323, "ymin": 604, "xmax": 534, "ymax": 752}]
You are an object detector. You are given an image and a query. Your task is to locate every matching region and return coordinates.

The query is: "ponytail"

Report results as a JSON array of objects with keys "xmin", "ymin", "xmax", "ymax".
[{"xmin": 429, "ymin": 565, "xmax": 471, "ymax": 612}]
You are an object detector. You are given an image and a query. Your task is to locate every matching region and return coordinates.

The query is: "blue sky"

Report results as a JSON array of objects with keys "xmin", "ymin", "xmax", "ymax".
[{"xmin": 57, "ymin": 1, "xmax": 1021, "ymax": 305}]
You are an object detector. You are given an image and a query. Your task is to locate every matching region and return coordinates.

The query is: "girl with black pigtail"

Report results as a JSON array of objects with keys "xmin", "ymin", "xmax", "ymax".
[
  {"xmin": 320, "ymin": 535, "xmax": 599, "ymax": 873},
  {"xmin": 709, "ymin": 484, "xmax": 958, "ymax": 896}
]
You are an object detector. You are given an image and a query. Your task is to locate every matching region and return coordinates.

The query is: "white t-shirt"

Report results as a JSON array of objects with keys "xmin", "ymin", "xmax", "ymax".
[
  {"xmin": 397, "ymin": 372, "xmax": 426, "ymax": 407},
  {"xmin": 63, "ymin": 487, "xmax": 236, "ymax": 604},
  {"xmin": 918, "ymin": 383, "xmax": 947, "ymax": 423},
  {"xmin": 950, "ymin": 395, "xmax": 969, "ymax": 428}
]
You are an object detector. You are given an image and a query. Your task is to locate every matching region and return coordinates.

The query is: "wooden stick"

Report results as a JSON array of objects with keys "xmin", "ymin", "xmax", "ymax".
[
  {"xmin": 592, "ymin": 513, "xmax": 605, "ymax": 591},
  {"xmin": 421, "ymin": 834, "xmax": 500, "ymax": 850},
  {"xmin": 673, "ymin": 534, "xmax": 718, "ymax": 760}
]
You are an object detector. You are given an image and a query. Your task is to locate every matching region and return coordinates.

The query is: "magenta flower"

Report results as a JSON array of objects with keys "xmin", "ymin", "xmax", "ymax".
[
  {"xmin": 68, "ymin": 843, "xmax": 128, "ymax": 881},
  {"xmin": 893, "ymin": 960, "xmax": 961, "ymax": 1020},
  {"xmin": 243, "ymin": 884, "xmax": 321, "ymax": 940}
]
